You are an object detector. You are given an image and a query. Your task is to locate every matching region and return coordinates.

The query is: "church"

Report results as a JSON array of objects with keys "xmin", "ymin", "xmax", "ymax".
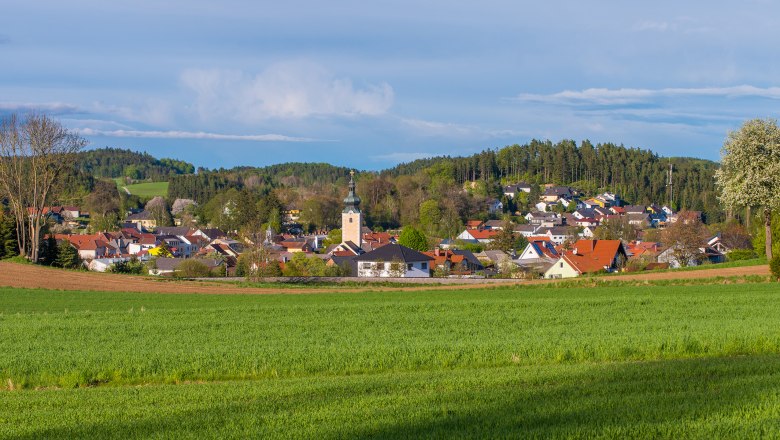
[{"xmin": 332, "ymin": 171, "xmax": 432, "ymax": 278}]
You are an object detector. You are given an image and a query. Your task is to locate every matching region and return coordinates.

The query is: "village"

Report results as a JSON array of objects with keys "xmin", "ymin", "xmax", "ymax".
[{"xmin": 34, "ymin": 170, "xmax": 739, "ymax": 280}]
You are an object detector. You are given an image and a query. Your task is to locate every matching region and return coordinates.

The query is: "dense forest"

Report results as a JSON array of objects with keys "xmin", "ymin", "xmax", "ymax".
[
  {"xmin": 75, "ymin": 148, "xmax": 194, "ymax": 181},
  {"xmin": 384, "ymin": 140, "xmax": 721, "ymax": 221}
]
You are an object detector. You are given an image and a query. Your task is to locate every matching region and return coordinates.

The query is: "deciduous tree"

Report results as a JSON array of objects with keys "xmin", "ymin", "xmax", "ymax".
[
  {"xmin": 716, "ymin": 118, "xmax": 780, "ymax": 260},
  {"xmin": 0, "ymin": 114, "xmax": 85, "ymax": 261}
]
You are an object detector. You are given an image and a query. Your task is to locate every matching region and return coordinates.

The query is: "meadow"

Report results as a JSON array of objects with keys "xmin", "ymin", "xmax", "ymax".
[
  {"xmin": 115, "ymin": 180, "xmax": 169, "ymax": 198},
  {"xmin": 1, "ymin": 282, "xmax": 780, "ymax": 438}
]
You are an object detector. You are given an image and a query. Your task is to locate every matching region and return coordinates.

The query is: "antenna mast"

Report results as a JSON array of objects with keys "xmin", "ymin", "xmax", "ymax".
[{"xmin": 666, "ymin": 163, "xmax": 673, "ymax": 209}]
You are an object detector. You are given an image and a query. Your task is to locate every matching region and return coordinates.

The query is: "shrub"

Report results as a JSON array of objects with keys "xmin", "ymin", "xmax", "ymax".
[
  {"xmin": 770, "ymin": 254, "xmax": 780, "ymax": 281},
  {"xmin": 108, "ymin": 258, "xmax": 145, "ymax": 275},
  {"xmin": 175, "ymin": 260, "xmax": 213, "ymax": 278},
  {"xmin": 726, "ymin": 249, "xmax": 758, "ymax": 261}
]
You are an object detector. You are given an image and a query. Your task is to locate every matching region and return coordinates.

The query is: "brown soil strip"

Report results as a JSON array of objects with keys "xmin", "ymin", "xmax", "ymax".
[{"xmin": 0, "ymin": 261, "xmax": 770, "ymax": 295}]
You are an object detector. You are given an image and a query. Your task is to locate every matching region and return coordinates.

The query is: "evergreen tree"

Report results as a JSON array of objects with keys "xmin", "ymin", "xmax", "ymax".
[{"xmin": 54, "ymin": 241, "xmax": 81, "ymax": 269}]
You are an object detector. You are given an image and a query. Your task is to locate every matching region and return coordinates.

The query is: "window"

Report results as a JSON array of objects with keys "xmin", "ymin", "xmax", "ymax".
[
  {"xmin": 407, "ymin": 264, "xmax": 413, "ymax": 270},
  {"xmin": 421, "ymin": 262, "xmax": 428, "ymax": 270},
  {"xmin": 560, "ymin": 262, "xmax": 563, "ymax": 268},
  {"xmin": 362, "ymin": 263, "xmax": 372, "ymax": 269},
  {"xmin": 349, "ymin": 218, "xmax": 353, "ymax": 223}
]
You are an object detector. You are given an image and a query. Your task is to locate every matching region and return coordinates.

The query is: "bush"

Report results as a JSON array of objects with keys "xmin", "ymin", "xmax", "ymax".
[
  {"xmin": 770, "ymin": 255, "xmax": 780, "ymax": 281},
  {"xmin": 175, "ymin": 259, "xmax": 213, "ymax": 278},
  {"xmin": 726, "ymin": 249, "xmax": 758, "ymax": 261},
  {"xmin": 108, "ymin": 258, "xmax": 146, "ymax": 275}
]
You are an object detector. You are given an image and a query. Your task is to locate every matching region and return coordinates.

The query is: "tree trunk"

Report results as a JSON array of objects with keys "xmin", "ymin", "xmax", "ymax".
[{"xmin": 765, "ymin": 207, "xmax": 773, "ymax": 261}]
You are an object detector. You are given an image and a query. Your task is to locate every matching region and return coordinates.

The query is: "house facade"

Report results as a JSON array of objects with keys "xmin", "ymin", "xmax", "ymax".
[{"xmin": 353, "ymin": 244, "xmax": 433, "ymax": 278}]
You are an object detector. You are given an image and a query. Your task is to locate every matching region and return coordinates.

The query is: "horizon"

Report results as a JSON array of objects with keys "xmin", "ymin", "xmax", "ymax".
[{"xmin": 3, "ymin": 1, "xmax": 776, "ymax": 169}]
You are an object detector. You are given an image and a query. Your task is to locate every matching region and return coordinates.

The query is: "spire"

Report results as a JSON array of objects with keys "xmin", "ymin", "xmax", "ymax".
[{"xmin": 343, "ymin": 170, "xmax": 361, "ymax": 213}]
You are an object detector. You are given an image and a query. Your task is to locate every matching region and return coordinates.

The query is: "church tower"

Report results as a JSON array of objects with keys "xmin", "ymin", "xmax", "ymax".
[{"xmin": 341, "ymin": 170, "xmax": 362, "ymax": 249}]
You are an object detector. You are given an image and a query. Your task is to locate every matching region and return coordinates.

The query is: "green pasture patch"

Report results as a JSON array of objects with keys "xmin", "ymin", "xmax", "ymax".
[
  {"xmin": 1, "ymin": 283, "xmax": 780, "ymax": 389},
  {"xmin": 1, "ymin": 355, "xmax": 779, "ymax": 439}
]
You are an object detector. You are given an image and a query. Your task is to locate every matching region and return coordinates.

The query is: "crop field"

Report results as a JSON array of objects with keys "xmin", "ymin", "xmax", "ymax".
[{"xmin": 2, "ymin": 282, "xmax": 780, "ymax": 438}]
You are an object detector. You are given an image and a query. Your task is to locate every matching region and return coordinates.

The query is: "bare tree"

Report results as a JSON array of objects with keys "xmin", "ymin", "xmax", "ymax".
[
  {"xmin": 662, "ymin": 211, "xmax": 709, "ymax": 267},
  {"xmin": 0, "ymin": 114, "xmax": 85, "ymax": 261}
]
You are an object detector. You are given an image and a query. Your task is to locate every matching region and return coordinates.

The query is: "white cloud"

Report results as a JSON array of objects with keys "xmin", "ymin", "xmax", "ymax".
[
  {"xmin": 512, "ymin": 85, "xmax": 780, "ymax": 106},
  {"xmin": 92, "ymin": 99, "xmax": 173, "ymax": 126},
  {"xmin": 633, "ymin": 20, "xmax": 671, "ymax": 32},
  {"xmin": 0, "ymin": 101, "xmax": 81, "ymax": 114},
  {"xmin": 180, "ymin": 61, "xmax": 394, "ymax": 121},
  {"xmin": 401, "ymin": 118, "xmax": 474, "ymax": 137},
  {"xmin": 75, "ymin": 128, "xmax": 318, "ymax": 142}
]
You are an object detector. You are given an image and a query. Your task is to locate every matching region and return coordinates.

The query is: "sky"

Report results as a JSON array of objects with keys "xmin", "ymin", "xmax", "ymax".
[{"xmin": 2, "ymin": 1, "xmax": 780, "ymax": 170}]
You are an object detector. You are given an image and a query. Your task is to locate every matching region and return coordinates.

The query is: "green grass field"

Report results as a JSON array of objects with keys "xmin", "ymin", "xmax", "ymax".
[
  {"xmin": 116, "ymin": 180, "xmax": 169, "ymax": 198},
  {"xmin": 1, "ymin": 282, "xmax": 780, "ymax": 438}
]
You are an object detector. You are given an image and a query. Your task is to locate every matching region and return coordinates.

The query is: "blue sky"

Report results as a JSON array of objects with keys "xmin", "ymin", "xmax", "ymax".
[{"xmin": 2, "ymin": 1, "xmax": 780, "ymax": 170}]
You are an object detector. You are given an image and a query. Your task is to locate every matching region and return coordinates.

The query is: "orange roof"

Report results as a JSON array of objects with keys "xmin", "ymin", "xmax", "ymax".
[
  {"xmin": 562, "ymin": 253, "xmax": 609, "ymax": 274},
  {"xmin": 466, "ymin": 229, "xmax": 500, "ymax": 239},
  {"xmin": 525, "ymin": 236, "xmax": 552, "ymax": 242},
  {"xmin": 563, "ymin": 239, "xmax": 625, "ymax": 273}
]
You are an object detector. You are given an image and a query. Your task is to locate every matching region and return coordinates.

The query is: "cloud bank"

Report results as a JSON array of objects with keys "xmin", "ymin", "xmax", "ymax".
[
  {"xmin": 75, "ymin": 128, "xmax": 318, "ymax": 142},
  {"xmin": 513, "ymin": 85, "xmax": 780, "ymax": 106},
  {"xmin": 181, "ymin": 61, "xmax": 394, "ymax": 122}
]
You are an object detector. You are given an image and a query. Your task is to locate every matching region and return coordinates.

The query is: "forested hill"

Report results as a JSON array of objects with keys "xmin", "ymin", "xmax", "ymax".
[
  {"xmin": 76, "ymin": 148, "xmax": 194, "ymax": 181},
  {"xmin": 81, "ymin": 141, "xmax": 723, "ymax": 223},
  {"xmin": 167, "ymin": 163, "xmax": 351, "ymax": 203},
  {"xmin": 383, "ymin": 140, "xmax": 720, "ymax": 216}
]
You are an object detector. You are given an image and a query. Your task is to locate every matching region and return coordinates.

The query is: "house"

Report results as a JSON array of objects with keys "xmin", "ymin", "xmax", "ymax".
[
  {"xmin": 624, "ymin": 205, "xmax": 647, "ymax": 215},
  {"xmin": 457, "ymin": 228, "xmax": 500, "ymax": 243},
  {"xmin": 544, "ymin": 239, "xmax": 627, "ymax": 279},
  {"xmin": 193, "ymin": 228, "xmax": 228, "ymax": 241},
  {"xmin": 657, "ymin": 245, "xmax": 724, "ymax": 268},
  {"xmin": 580, "ymin": 225, "xmax": 597, "ymax": 238},
  {"xmin": 537, "ymin": 226, "xmax": 572, "ymax": 245},
  {"xmin": 626, "ymin": 213, "xmax": 651, "ymax": 227},
  {"xmin": 483, "ymin": 220, "xmax": 505, "ymax": 230},
  {"xmin": 535, "ymin": 201, "xmax": 558, "ymax": 212},
  {"xmin": 279, "ymin": 240, "xmax": 314, "ymax": 253},
  {"xmin": 626, "ymin": 241, "xmax": 662, "ymax": 262},
  {"xmin": 503, "ymin": 183, "xmax": 531, "ymax": 198},
  {"xmin": 353, "ymin": 244, "xmax": 433, "ymax": 278},
  {"xmin": 583, "ymin": 198, "xmax": 607, "ymax": 209},
  {"xmin": 541, "ymin": 186, "xmax": 575, "ymax": 203},
  {"xmin": 525, "ymin": 211, "xmax": 563, "ymax": 227},
  {"xmin": 513, "ymin": 224, "xmax": 538, "ymax": 237},
  {"xmin": 516, "ymin": 239, "xmax": 559, "ymax": 262},
  {"xmin": 514, "ymin": 239, "xmax": 559, "ymax": 275},
  {"xmin": 423, "ymin": 248, "xmax": 484, "ymax": 275},
  {"xmin": 126, "ymin": 211, "xmax": 156, "ymax": 230},
  {"xmin": 486, "ymin": 199, "xmax": 503, "ymax": 214},
  {"xmin": 465, "ymin": 220, "xmax": 484, "ymax": 230}
]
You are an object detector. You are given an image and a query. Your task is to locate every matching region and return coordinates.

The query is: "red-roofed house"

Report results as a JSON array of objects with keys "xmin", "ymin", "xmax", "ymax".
[
  {"xmin": 456, "ymin": 228, "xmax": 500, "ymax": 243},
  {"xmin": 544, "ymin": 239, "xmax": 627, "ymax": 279}
]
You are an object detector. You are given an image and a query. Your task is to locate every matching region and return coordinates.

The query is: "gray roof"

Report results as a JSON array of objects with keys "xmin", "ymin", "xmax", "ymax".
[
  {"xmin": 156, "ymin": 227, "xmax": 192, "ymax": 236},
  {"xmin": 126, "ymin": 211, "xmax": 153, "ymax": 221},
  {"xmin": 353, "ymin": 244, "xmax": 434, "ymax": 263}
]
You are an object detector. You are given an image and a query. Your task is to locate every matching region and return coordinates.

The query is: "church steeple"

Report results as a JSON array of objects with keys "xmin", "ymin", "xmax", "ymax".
[
  {"xmin": 343, "ymin": 170, "xmax": 361, "ymax": 213},
  {"xmin": 341, "ymin": 170, "xmax": 363, "ymax": 249}
]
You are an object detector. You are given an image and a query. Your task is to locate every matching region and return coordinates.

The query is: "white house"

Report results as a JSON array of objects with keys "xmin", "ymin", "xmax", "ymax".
[
  {"xmin": 352, "ymin": 244, "xmax": 433, "ymax": 278},
  {"xmin": 487, "ymin": 199, "xmax": 504, "ymax": 214}
]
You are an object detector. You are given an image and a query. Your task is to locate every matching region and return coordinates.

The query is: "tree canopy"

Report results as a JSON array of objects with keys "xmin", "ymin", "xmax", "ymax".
[{"xmin": 716, "ymin": 118, "xmax": 780, "ymax": 259}]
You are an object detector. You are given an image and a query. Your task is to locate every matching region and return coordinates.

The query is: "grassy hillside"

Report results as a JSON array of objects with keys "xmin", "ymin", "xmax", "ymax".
[
  {"xmin": 1, "ymin": 282, "xmax": 779, "ymax": 437},
  {"xmin": 116, "ymin": 180, "xmax": 169, "ymax": 198}
]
